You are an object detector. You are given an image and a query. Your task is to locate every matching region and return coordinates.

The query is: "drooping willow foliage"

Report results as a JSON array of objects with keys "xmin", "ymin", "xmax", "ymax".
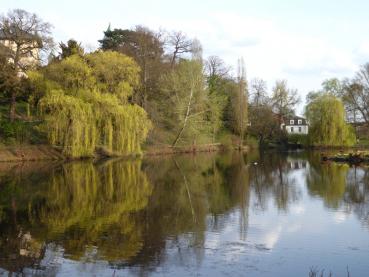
[
  {"xmin": 32, "ymin": 51, "xmax": 151, "ymax": 157},
  {"xmin": 306, "ymin": 94, "xmax": 356, "ymax": 146}
]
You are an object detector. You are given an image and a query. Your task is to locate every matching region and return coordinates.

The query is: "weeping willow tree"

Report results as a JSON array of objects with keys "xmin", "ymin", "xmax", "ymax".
[
  {"xmin": 31, "ymin": 51, "xmax": 151, "ymax": 157},
  {"xmin": 306, "ymin": 94, "xmax": 356, "ymax": 146}
]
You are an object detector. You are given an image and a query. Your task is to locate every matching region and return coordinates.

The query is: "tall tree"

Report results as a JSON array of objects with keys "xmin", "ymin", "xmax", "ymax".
[
  {"xmin": 0, "ymin": 55, "xmax": 21, "ymax": 105},
  {"xmin": 205, "ymin": 56, "xmax": 230, "ymax": 142},
  {"xmin": 271, "ymin": 80, "xmax": 300, "ymax": 123},
  {"xmin": 250, "ymin": 78, "xmax": 268, "ymax": 106},
  {"xmin": 248, "ymin": 104, "xmax": 279, "ymax": 146},
  {"xmin": 341, "ymin": 64, "xmax": 369, "ymax": 125},
  {"xmin": 205, "ymin": 55, "xmax": 230, "ymax": 80},
  {"xmin": 321, "ymin": 78, "xmax": 343, "ymax": 96},
  {"xmin": 99, "ymin": 25, "xmax": 165, "ymax": 108},
  {"xmin": 308, "ymin": 78, "xmax": 358, "ymax": 123},
  {"xmin": 158, "ymin": 60, "xmax": 208, "ymax": 146},
  {"xmin": 0, "ymin": 9, "xmax": 53, "ymax": 121},
  {"xmin": 167, "ymin": 31, "xmax": 193, "ymax": 68},
  {"xmin": 58, "ymin": 39, "xmax": 84, "ymax": 59}
]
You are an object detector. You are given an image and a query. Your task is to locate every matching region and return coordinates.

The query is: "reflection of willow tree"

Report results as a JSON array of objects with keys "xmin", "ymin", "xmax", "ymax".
[
  {"xmin": 248, "ymin": 151, "xmax": 300, "ymax": 211},
  {"xmin": 0, "ymin": 153, "xmax": 252, "ymax": 274},
  {"xmin": 307, "ymin": 154, "xmax": 369, "ymax": 228},
  {"xmin": 127, "ymin": 152, "xmax": 250, "ymax": 272},
  {"xmin": 34, "ymin": 160, "xmax": 152, "ymax": 261},
  {"xmin": 0, "ymin": 159, "xmax": 152, "ymax": 266},
  {"xmin": 307, "ymin": 156, "xmax": 349, "ymax": 209},
  {"xmin": 343, "ymin": 166, "xmax": 369, "ymax": 228}
]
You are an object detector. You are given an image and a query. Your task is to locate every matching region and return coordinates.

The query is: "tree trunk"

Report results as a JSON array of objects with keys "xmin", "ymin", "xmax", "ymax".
[
  {"xmin": 9, "ymin": 91, "xmax": 16, "ymax": 122},
  {"xmin": 9, "ymin": 45, "xmax": 21, "ymax": 122},
  {"xmin": 170, "ymin": 48, "xmax": 178, "ymax": 69},
  {"xmin": 172, "ymin": 80, "xmax": 194, "ymax": 147}
]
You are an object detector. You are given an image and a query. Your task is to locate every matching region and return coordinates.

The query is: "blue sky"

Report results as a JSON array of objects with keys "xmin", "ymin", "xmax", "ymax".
[{"xmin": 3, "ymin": 0, "xmax": 369, "ymax": 112}]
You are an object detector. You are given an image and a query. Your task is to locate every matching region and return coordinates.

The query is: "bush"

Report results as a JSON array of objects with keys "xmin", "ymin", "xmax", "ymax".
[
  {"xmin": 0, "ymin": 120, "xmax": 45, "ymax": 145},
  {"xmin": 288, "ymin": 134, "xmax": 308, "ymax": 146}
]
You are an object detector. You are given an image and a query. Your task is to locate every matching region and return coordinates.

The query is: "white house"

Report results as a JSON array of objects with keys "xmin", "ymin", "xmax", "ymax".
[{"xmin": 281, "ymin": 116, "xmax": 309, "ymax": 135}]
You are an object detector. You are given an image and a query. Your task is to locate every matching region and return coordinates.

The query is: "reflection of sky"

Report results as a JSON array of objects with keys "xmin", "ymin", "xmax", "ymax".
[
  {"xmin": 145, "ymin": 159, "xmax": 369, "ymax": 277},
  {"xmin": 4, "ymin": 157, "xmax": 369, "ymax": 276}
]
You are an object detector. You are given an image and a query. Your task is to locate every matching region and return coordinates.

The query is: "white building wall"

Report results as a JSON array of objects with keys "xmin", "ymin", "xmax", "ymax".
[{"xmin": 285, "ymin": 125, "xmax": 308, "ymax": 135}]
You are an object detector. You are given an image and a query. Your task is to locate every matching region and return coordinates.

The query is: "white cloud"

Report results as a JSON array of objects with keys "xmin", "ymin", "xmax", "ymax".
[{"xmin": 333, "ymin": 211, "xmax": 349, "ymax": 224}]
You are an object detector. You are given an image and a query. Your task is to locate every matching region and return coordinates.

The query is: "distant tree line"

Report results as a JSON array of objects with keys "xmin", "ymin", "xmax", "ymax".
[{"xmin": 1, "ymin": 8, "xmax": 365, "ymax": 153}]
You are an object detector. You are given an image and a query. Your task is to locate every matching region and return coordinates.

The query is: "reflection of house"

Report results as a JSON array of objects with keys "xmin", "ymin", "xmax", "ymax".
[
  {"xmin": 281, "ymin": 116, "xmax": 309, "ymax": 135},
  {"xmin": 287, "ymin": 159, "xmax": 307, "ymax": 170}
]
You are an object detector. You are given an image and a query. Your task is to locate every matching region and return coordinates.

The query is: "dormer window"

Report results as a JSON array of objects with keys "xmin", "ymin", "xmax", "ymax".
[
  {"xmin": 290, "ymin": 120, "xmax": 294, "ymax": 125},
  {"xmin": 298, "ymin": 120, "xmax": 302, "ymax": 125}
]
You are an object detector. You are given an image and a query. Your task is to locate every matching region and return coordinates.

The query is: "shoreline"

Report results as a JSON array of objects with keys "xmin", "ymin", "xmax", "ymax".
[
  {"xmin": 2, "ymin": 143, "xmax": 369, "ymax": 163},
  {"xmin": 0, "ymin": 143, "xmax": 240, "ymax": 163}
]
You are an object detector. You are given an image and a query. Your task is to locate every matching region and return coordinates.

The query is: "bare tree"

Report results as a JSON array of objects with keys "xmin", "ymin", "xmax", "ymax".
[
  {"xmin": 250, "ymin": 78, "xmax": 268, "ymax": 106},
  {"xmin": 343, "ymin": 63, "xmax": 369, "ymax": 126},
  {"xmin": 205, "ymin": 55, "xmax": 230, "ymax": 79},
  {"xmin": 168, "ymin": 31, "xmax": 193, "ymax": 68},
  {"xmin": 0, "ymin": 9, "xmax": 53, "ymax": 121}
]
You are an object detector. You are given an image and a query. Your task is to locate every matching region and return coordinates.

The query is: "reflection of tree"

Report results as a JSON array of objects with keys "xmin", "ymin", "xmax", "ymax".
[
  {"xmin": 0, "ymin": 162, "xmax": 59, "ymax": 273},
  {"xmin": 0, "ymin": 152, "xmax": 254, "ymax": 275},
  {"xmin": 306, "ymin": 154, "xmax": 369, "ymax": 228},
  {"xmin": 126, "ymin": 152, "xmax": 251, "ymax": 274},
  {"xmin": 39, "ymin": 160, "xmax": 152, "ymax": 261},
  {"xmin": 248, "ymin": 151, "xmax": 300, "ymax": 212},
  {"xmin": 0, "ymin": 159, "xmax": 152, "ymax": 270},
  {"xmin": 307, "ymin": 157, "xmax": 349, "ymax": 209},
  {"xmin": 343, "ymin": 166, "xmax": 369, "ymax": 228}
]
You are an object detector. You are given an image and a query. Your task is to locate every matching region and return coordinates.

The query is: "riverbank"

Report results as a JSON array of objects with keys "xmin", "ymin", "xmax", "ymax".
[
  {"xmin": 322, "ymin": 151, "xmax": 369, "ymax": 164},
  {"xmin": 0, "ymin": 143, "xmax": 244, "ymax": 162},
  {"xmin": 0, "ymin": 145, "xmax": 65, "ymax": 162},
  {"xmin": 144, "ymin": 143, "xmax": 248, "ymax": 156}
]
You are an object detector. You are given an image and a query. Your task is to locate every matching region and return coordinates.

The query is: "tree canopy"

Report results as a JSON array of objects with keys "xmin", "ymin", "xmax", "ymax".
[
  {"xmin": 0, "ymin": 9, "xmax": 53, "ymax": 121},
  {"xmin": 31, "ymin": 51, "xmax": 151, "ymax": 157},
  {"xmin": 305, "ymin": 94, "xmax": 355, "ymax": 146}
]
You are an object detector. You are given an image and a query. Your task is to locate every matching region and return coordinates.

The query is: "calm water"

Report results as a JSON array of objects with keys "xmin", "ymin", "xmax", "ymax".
[{"xmin": 0, "ymin": 151, "xmax": 369, "ymax": 276}]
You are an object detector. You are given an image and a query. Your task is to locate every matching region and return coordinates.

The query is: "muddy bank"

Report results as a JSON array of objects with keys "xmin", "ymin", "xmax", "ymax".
[{"xmin": 0, "ymin": 145, "xmax": 65, "ymax": 162}]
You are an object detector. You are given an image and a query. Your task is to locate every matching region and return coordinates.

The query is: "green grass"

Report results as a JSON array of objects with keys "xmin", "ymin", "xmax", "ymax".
[{"xmin": 356, "ymin": 137, "xmax": 369, "ymax": 146}]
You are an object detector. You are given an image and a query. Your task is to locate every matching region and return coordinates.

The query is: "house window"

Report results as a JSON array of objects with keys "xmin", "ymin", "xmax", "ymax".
[
  {"xmin": 298, "ymin": 120, "xmax": 302, "ymax": 125},
  {"xmin": 299, "ymin": 127, "xmax": 302, "ymax": 132},
  {"xmin": 290, "ymin": 120, "xmax": 294, "ymax": 125},
  {"xmin": 291, "ymin": 127, "xmax": 294, "ymax": 133}
]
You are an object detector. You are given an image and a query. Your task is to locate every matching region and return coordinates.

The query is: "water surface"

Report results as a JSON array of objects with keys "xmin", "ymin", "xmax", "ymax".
[{"xmin": 0, "ymin": 151, "xmax": 368, "ymax": 276}]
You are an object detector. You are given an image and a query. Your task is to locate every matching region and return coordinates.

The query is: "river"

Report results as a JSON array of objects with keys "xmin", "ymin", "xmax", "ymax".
[{"xmin": 0, "ymin": 150, "xmax": 368, "ymax": 276}]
